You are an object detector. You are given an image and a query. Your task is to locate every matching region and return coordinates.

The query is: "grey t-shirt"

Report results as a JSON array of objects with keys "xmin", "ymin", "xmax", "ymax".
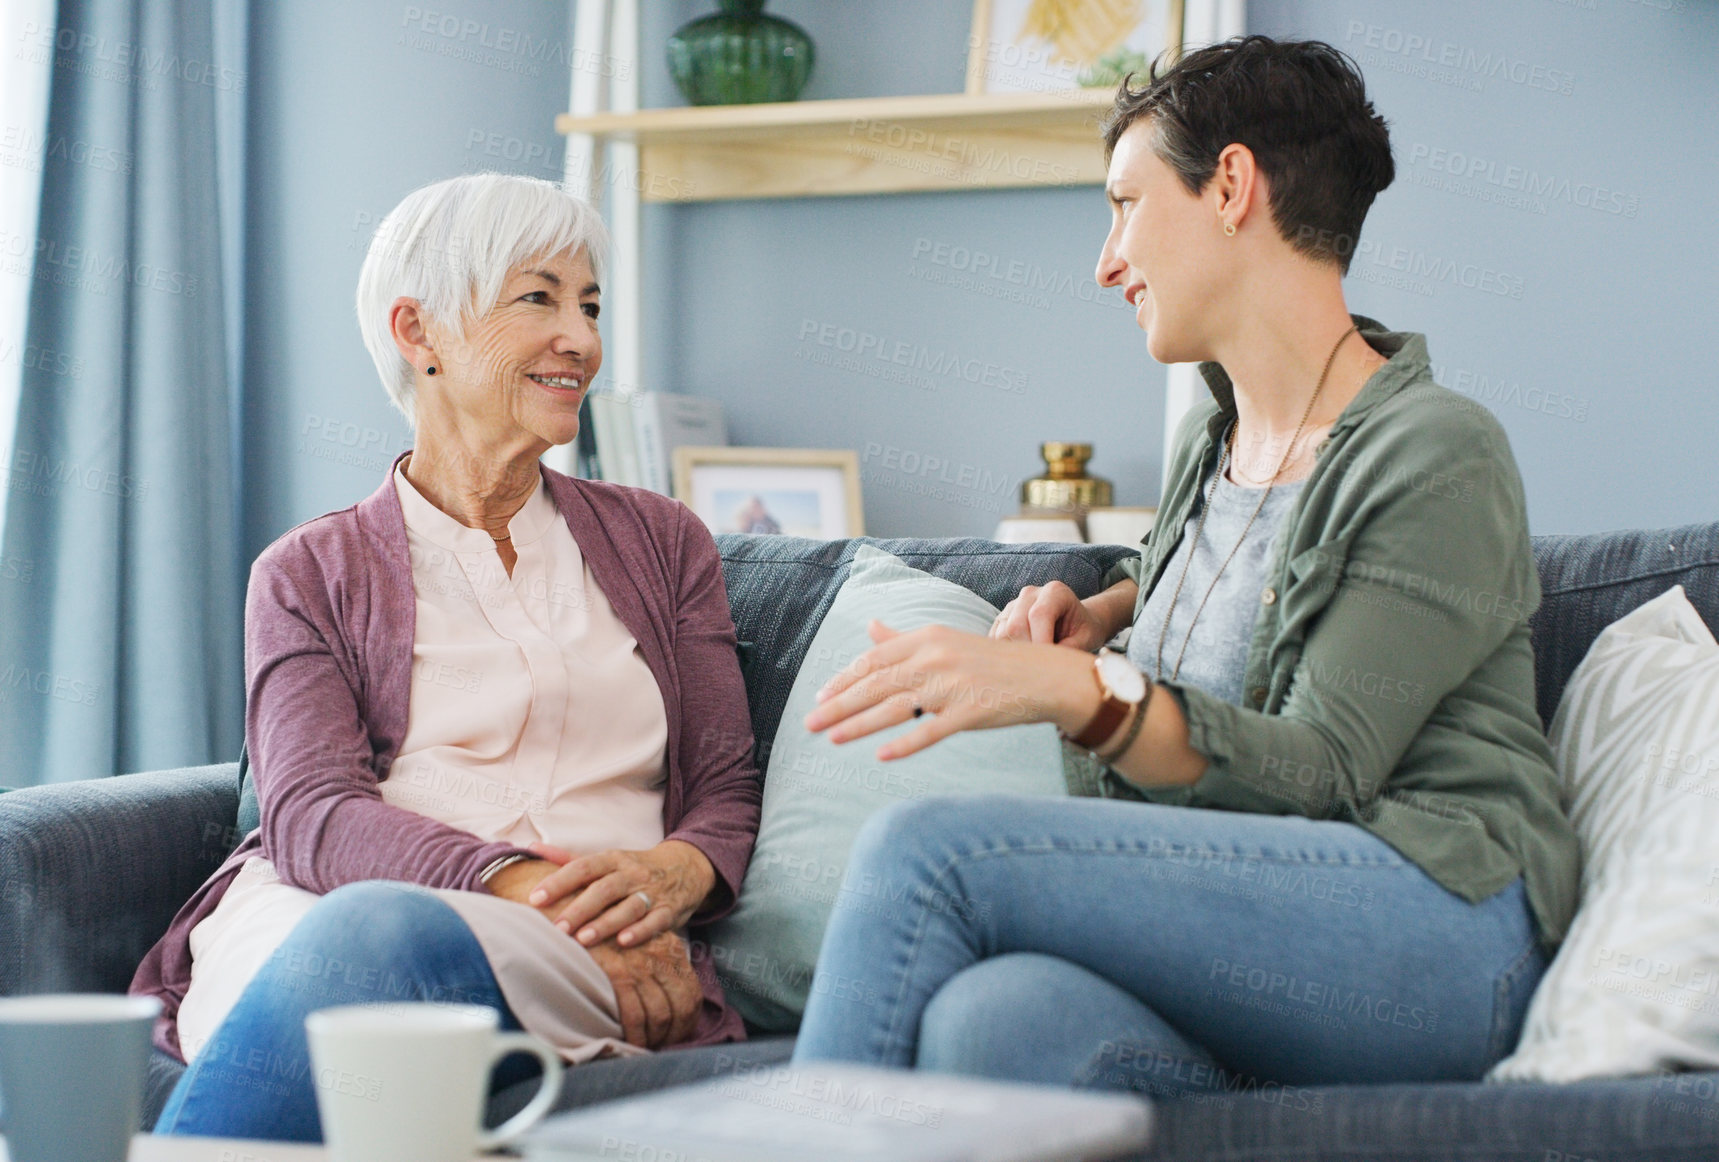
[{"xmin": 1126, "ymin": 442, "xmax": 1307, "ymax": 707}]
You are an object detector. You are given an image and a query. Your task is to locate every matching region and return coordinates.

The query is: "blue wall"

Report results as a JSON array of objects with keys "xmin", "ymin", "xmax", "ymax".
[
  {"xmin": 240, "ymin": 0, "xmax": 574, "ymax": 564},
  {"xmin": 1251, "ymin": 0, "xmax": 1719, "ymax": 536},
  {"xmin": 241, "ymin": 0, "xmax": 1719, "ymax": 558}
]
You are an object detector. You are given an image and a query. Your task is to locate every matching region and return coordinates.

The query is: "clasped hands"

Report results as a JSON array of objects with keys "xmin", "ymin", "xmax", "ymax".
[{"xmin": 485, "ymin": 839, "xmax": 716, "ymax": 1050}]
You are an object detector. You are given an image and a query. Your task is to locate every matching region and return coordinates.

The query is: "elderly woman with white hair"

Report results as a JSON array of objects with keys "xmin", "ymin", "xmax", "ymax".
[{"xmin": 132, "ymin": 173, "xmax": 762, "ymax": 1141}]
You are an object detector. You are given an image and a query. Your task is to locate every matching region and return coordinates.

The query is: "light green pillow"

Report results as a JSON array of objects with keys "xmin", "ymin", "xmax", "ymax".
[{"xmin": 707, "ymin": 546, "xmax": 1067, "ymax": 1031}]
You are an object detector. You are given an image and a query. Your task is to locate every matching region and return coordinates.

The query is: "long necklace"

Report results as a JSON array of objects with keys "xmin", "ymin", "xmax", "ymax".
[{"xmin": 1154, "ymin": 324, "xmax": 1357, "ymax": 683}]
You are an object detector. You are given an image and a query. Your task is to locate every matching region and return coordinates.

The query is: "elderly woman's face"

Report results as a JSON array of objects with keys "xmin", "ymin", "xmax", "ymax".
[
  {"xmin": 1095, "ymin": 120, "xmax": 1232, "ymax": 365},
  {"xmin": 423, "ymin": 247, "xmax": 601, "ymax": 447}
]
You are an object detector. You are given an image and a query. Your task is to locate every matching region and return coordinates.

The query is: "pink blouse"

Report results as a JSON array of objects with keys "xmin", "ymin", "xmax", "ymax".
[{"xmin": 384, "ymin": 459, "xmax": 669, "ymax": 854}]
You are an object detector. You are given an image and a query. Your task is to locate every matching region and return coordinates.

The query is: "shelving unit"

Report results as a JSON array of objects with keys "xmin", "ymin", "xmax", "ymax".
[
  {"xmin": 554, "ymin": 89, "xmax": 1115, "ymax": 203},
  {"xmin": 556, "ymin": 0, "xmax": 1244, "ymax": 495}
]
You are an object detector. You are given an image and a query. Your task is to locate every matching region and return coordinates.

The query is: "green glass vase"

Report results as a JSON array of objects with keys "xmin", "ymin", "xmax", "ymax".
[{"xmin": 666, "ymin": 0, "xmax": 814, "ymax": 106}]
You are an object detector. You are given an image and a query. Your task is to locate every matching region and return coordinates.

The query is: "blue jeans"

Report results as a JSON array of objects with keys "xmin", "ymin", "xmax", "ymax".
[
  {"xmin": 155, "ymin": 881, "xmax": 531, "ymax": 1141},
  {"xmin": 793, "ymin": 796, "xmax": 1546, "ymax": 1092}
]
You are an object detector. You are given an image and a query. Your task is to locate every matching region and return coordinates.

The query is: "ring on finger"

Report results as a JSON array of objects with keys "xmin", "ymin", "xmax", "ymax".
[{"xmin": 634, "ymin": 890, "xmax": 653, "ymax": 910}]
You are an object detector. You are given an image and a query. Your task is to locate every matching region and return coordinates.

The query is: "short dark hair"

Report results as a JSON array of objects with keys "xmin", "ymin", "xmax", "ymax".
[{"xmin": 1103, "ymin": 35, "xmax": 1393, "ymax": 275}]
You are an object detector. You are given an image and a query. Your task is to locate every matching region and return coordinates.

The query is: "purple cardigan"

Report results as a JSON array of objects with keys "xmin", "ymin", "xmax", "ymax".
[{"xmin": 130, "ymin": 455, "xmax": 762, "ymax": 1060}]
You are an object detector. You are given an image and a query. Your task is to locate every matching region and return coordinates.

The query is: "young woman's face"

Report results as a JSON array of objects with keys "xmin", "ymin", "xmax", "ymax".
[
  {"xmin": 1095, "ymin": 120, "xmax": 1230, "ymax": 366},
  {"xmin": 423, "ymin": 248, "xmax": 603, "ymax": 449}
]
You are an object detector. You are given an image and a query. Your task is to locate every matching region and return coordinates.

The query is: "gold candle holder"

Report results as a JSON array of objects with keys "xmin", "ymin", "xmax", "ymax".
[{"xmin": 1020, "ymin": 442, "xmax": 1114, "ymax": 519}]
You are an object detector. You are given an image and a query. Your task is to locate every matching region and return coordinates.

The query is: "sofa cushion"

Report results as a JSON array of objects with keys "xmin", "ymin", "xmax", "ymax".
[
  {"xmin": 707, "ymin": 547, "xmax": 1069, "ymax": 1031},
  {"xmin": 714, "ymin": 535, "xmax": 1138, "ymax": 769},
  {"xmin": 1529, "ymin": 520, "xmax": 1719, "ymax": 732},
  {"xmin": 1132, "ymin": 1069, "xmax": 1719, "ymax": 1160},
  {"xmin": 1492, "ymin": 586, "xmax": 1719, "ymax": 1082}
]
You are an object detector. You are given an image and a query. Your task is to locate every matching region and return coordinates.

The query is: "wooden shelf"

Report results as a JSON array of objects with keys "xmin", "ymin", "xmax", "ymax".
[{"xmin": 555, "ymin": 90, "xmax": 1116, "ymax": 203}]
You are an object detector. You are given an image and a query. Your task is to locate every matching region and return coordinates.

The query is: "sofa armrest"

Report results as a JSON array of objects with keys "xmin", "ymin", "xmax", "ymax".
[{"xmin": 0, "ymin": 764, "xmax": 242, "ymax": 996}]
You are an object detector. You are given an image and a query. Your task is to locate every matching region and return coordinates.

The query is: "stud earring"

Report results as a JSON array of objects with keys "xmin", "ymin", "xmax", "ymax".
[
  {"xmin": 426, "ymin": 365, "xmax": 437, "ymax": 376},
  {"xmin": 1223, "ymin": 222, "xmax": 1237, "ymax": 237}
]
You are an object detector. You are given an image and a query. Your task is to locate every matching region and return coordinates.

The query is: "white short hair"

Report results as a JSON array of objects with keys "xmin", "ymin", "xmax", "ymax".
[{"xmin": 355, "ymin": 172, "xmax": 611, "ymax": 424}]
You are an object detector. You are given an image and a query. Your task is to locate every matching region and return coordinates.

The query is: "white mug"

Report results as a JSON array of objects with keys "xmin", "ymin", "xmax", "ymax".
[{"xmin": 305, "ymin": 1003, "xmax": 563, "ymax": 1162}]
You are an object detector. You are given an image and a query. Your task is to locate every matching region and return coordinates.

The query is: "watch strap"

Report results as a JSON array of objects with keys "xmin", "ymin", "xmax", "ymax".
[
  {"xmin": 1098, "ymin": 681, "xmax": 1153, "ymax": 764},
  {"xmin": 1070, "ymin": 694, "xmax": 1128, "ymax": 751}
]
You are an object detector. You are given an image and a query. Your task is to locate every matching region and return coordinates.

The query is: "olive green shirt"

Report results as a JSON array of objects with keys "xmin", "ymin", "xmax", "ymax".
[{"xmin": 1082, "ymin": 315, "xmax": 1578, "ymax": 947}]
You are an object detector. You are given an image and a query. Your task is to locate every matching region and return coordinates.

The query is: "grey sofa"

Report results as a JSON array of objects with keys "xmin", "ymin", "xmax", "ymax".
[{"xmin": 3, "ymin": 521, "xmax": 1717, "ymax": 1160}]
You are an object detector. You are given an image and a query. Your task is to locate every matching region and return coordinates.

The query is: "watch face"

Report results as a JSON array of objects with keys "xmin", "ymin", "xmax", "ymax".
[{"xmin": 1097, "ymin": 651, "xmax": 1147, "ymax": 703}]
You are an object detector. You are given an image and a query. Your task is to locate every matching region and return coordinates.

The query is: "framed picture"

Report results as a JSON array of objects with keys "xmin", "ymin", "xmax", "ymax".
[
  {"xmin": 966, "ymin": 0, "xmax": 1184, "ymax": 96},
  {"xmin": 673, "ymin": 446, "xmax": 865, "ymax": 539}
]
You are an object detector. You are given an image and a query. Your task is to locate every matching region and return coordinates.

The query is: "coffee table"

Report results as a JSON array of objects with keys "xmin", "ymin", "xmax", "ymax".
[{"xmin": 0, "ymin": 1137, "xmax": 489, "ymax": 1161}]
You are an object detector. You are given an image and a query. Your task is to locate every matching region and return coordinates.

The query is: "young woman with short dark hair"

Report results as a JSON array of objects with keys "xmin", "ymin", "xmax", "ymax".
[{"xmin": 792, "ymin": 36, "xmax": 1575, "ymax": 1091}]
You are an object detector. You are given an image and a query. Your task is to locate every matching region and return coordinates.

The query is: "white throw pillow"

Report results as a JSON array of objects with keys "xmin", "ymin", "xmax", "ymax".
[
  {"xmin": 1489, "ymin": 584, "xmax": 1719, "ymax": 1081},
  {"xmin": 705, "ymin": 546, "xmax": 1068, "ymax": 1032}
]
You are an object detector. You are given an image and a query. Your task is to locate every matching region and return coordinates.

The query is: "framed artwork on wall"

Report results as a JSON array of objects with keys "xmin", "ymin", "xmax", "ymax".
[
  {"xmin": 673, "ymin": 446, "xmax": 865, "ymax": 539},
  {"xmin": 966, "ymin": 0, "xmax": 1185, "ymax": 96}
]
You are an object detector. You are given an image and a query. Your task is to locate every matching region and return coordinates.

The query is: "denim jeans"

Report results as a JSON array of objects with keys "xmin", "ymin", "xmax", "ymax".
[
  {"xmin": 155, "ymin": 881, "xmax": 529, "ymax": 1141},
  {"xmin": 792, "ymin": 795, "xmax": 1546, "ymax": 1093}
]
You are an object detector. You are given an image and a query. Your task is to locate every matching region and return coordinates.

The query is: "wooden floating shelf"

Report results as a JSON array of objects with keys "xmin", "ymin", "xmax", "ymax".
[{"xmin": 555, "ymin": 90, "xmax": 1117, "ymax": 204}]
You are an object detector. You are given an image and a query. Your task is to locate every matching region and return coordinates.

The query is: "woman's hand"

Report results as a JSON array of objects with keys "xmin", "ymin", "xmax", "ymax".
[
  {"xmin": 991, "ymin": 580, "xmax": 1110, "ymax": 651},
  {"xmin": 522, "ymin": 839, "xmax": 717, "ymax": 949},
  {"xmin": 804, "ymin": 621, "xmax": 1099, "ymax": 761},
  {"xmin": 483, "ymin": 853, "xmax": 570, "ymax": 922},
  {"xmin": 486, "ymin": 851, "xmax": 705, "ymax": 1048},
  {"xmin": 585, "ymin": 931, "xmax": 703, "ymax": 1050}
]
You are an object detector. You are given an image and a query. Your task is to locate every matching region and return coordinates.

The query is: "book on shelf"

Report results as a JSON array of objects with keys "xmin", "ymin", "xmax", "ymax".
[
  {"xmin": 633, "ymin": 391, "xmax": 727, "ymax": 496},
  {"xmin": 572, "ymin": 395, "xmax": 600, "ymax": 478},
  {"xmin": 586, "ymin": 389, "xmax": 643, "ymax": 487},
  {"xmin": 587, "ymin": 389, "xmax": 728, "ymax": 494}
]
